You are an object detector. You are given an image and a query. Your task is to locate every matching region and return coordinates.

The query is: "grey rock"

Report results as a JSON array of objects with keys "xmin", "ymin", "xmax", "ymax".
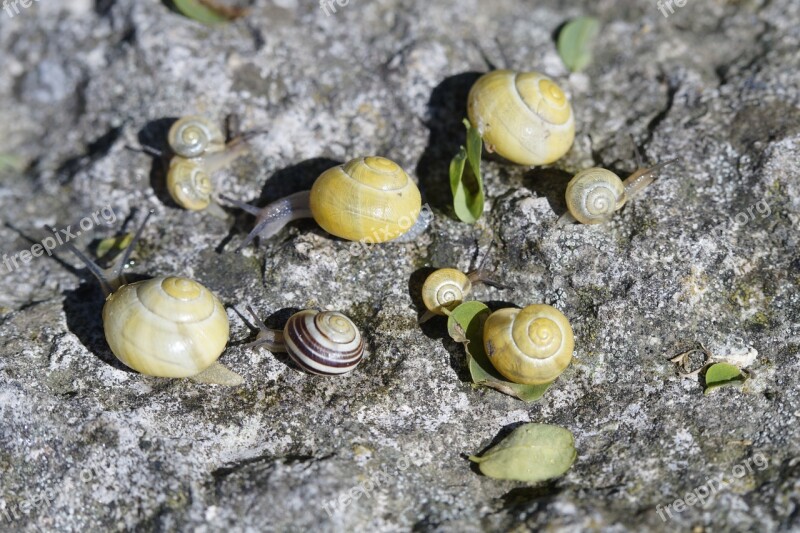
[{"xmin": 0, "ymin": 0, "xmax": 798, "ymax": 531}]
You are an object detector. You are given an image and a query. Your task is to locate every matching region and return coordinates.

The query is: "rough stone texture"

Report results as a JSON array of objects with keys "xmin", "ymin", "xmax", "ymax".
[{"xmin": 0, "ymin": 0, "xmax": 798, "ymax": 531}]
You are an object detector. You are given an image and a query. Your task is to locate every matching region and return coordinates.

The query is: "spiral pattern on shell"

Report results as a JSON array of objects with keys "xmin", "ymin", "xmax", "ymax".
[
  {"xmin": 102, "ymin": 276, "xmax": 230, "ymax": 378},
  {"xmin": 483, "ymin": 304, "xmax": 574, "ymax": 385},
  {"xmin": 422, "ymin": 268, "xmax": 472, "ymax": 316},
  {"xmin": 309, "ymin": 156, "xmax": 422, "ymax": 242},
  {"xmin": 283, "ymin": 310, "xmax": 364, "ymax": 375},
  {"xmin": 168, "ymin": 116, "xmax": 225, "ymax": 159},
  {"xmin": 167, "ymin": 157, "xmax": 214, "ymax": 211},
  {"xmin": 565, "ymin": 168, "xmax": 626, "ymax": 224},
  {"xmin": 467, "ymin": 70, "xmax": 575, "ymax": 166}
]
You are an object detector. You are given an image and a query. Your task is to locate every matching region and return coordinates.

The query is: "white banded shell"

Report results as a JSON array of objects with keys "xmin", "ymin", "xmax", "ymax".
[
  {"xmin": 167, "ymin": 157, "xmax": 214, "ymax": 211},
  {"xmin": 565, "ymin": 168, "xmax": 626, "ymax": 224},
  {"xmin": 422, "ymin": 268, "xmax": 472, "ymax": 316},
  {"xmin": 168, "ymin": 116, "xmax": 225, "ymax": 159},
  {"xmin": 103, "ymin": 276, "xmax": 230, "ymax": 377},
  {"xmin": 284, "ymin": 310, "xmax": 364, "ymax": 375}
]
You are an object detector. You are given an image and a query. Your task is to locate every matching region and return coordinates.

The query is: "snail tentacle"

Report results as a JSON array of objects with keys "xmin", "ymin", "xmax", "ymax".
[{"xmin": 223, "ymin": 190, "xmax": 313, "ymax": 252}]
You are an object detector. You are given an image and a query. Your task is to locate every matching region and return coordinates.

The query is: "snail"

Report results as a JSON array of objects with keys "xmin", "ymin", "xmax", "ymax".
[
  {"xmin": 166, "ymin": 115, "xmax": 257, "ymax": 218},
  {"xmin": 560, "ymin": 156, "xmax": 676, "ymax": 225},
  {"xmin": 243, "ymin": 305, "xmax": 364, "ymax": 375},
  {"xmin": 221, "ymin": 156, "xmax": 425, "ymax": 251},
  {"xmin": 467, "ymin": 70, "xmax": 575, "ymax": 166},
  {"xmin": 50, "ymin": 212, "xmax": 242, "ymax": 386},
  {"xmin": 419, "ymin": 242, "xmax": 510, "ymax": 323},
  {"xmin": 483, "ymin": 304, "xmax": 574, "ymax": 385}
]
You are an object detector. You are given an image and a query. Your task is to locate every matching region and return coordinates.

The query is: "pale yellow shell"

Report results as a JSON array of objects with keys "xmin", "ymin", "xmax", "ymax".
[
  {"xmin": 309, "ymin": 156, "xmax": 422, "ymax": 242},
  {"xmin": 467, "ymin": 70, "xmax": 575, "ymax": 166},
  {"xmin": 422, "ymin": 268, "xmax": 472, "ymax": 316},
  {"xmin": 483, "ymin": 304, "xmax": 574, "ymax": 385},
  {"xmin": 103, "ymin": 276, "xmax": 230, "ymax": 378},
  {"xmin": 565, "ymin": 168, "xmax": 625, "ymax": 224},
  {"xmin": 167, "ymin": 157, "xmax": 213, "ymax": 211},
  {"xmin": 168, "ymin": 116, "xmax": 225, "ymax": 158}
]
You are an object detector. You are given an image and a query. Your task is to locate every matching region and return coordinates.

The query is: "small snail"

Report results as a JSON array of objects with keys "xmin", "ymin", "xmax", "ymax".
[
  {"xmin": 244, "ymin": 306, "xmax": 364, "ymax": 375},
  {"xmin": 483, "ymin": 304, "xmax": 574, "ymax": 385},
  {"xmin": 222, "ymin": 156, "xmax": 424, "ymax": 251},
  {"xmin": 467, "ymin": 70, "xmax": 575, "ymax": 166},
  {"xmin": 166, "ymin": 116, "xmax": 255, "ymax": 218},
  {"xmin": 168, "ymin": 115, "xmax": 226, "ymax": 159},
  {"xmin": 561, "ymin": 157, "xmax": 676, "ymax": 225},
  {"xmin": 51, "ymin": 212, "xmax": 242, "ymax": 385},
  {"xmin": 419, "ymin": 243, "xmax": 510, "ymax": 322}
]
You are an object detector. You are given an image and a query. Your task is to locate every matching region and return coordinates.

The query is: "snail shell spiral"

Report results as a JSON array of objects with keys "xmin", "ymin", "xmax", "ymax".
[
  {"xmin": 284, "ymin": 310, "xmax": 364, "ymax": 375},
  {"xmin": 167, "ymin": 157, "xmax": 214, "ymax": 211},
  {"xmin": 103, "ymin": 276, "xmax": 230, "ymax": 378},
  {"xmin": 565, "ymin": 168, "xmax": 626, "ymax": 225},
  {"xmin": 422, "ymin": 268, "xmax": 472, "ymax": 316},
  {"xmin": 483, "ymin": 304, "xmax": 574, "ymax": 385},
  {"xmin": 309, "ymin": 156, "xmax": 422, "ymax": 243},
  {"xmin": 168, "ymin": 116, "xmax": 225, "ymax": 159},
  {"xmin": 467, "ymin": 70, "xmax": 575, "ymax": 166}
]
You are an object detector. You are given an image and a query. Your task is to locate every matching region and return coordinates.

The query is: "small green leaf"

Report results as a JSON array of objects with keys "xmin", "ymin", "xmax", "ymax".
[
  {"xmin": 449, "ymin": 119, "xmax": 485, "ymax": 223},
  {"xmin": 557, "ymin": 16, "xmax": 601, "ymax": 72},
  {"xmin": 704, "ymin": 362, "xmax": 746, "ymax": 394},
  {"xmin": 447, "ymin": 302, "xmax": 552, "ymax": 402},
  {"xmin": 0, "ymin": 154, "xmax": 25, "ymax": 172},
  {"xmin": 469, "ymin": 423, "xmax": 577, "ymax": 483},
  {"xmin": 171, "ymin": 0, "xmax": 243, "ymax": 25},
  {"xmin": 95, "ymin": 233, "xmax": 133, "ymax": 261}
]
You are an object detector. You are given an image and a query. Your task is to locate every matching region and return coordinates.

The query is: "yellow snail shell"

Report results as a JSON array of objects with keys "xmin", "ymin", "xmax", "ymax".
[
  {"xmin": 467, "ymin": 70, "xmax": 575, "ymax": 166},
  {"xmin": 309, "ymin": 156, "xmax": 422, "ymax": 242},
  {"xmin": 167, "ymin": 156, "xmax": 214, "ymax": 211},
  {"xmin": 483, "ymin": 304, "xmax": 574, "ymax": 385},
  {"xmin": 168, "ymin": 116, "xmax": 225, "ymax": 159},
  {"xmin": 103, "ymin": 276, "xmax": 230, "ymax": 378},
  {"xmin": 565, "ymin": 168, "xmax": 626, "ymax": 224},
  {"xmin": 421, "ymin": 268, "xmax": 473, "ymax": 316}
]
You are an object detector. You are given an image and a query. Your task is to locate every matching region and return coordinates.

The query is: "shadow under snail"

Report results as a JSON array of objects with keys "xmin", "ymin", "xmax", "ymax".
[
  {"xmin": 243, "ymin": 305, "xmax": 364, "ymax": 375},
  {"xmin": 559, "ymin": 153, "xmax": 677, "ymax": 225},
  {"xmin": 467, "ymin": 69, "xmax": 575, "ymax": 166},
  {"xmin": 166, "ymin": 115, "xmax": 256, "ymax": 218},
  {"xmin": 221, "ymin": 156, "xmax": 425, "ymax": 251},
  {"xmin": 483, "ymin": 304, "xmax": 574, "ymax": 385},
  {"xmin": 50, "ymin": 211, "xmax": 242, "ymax": 386}
]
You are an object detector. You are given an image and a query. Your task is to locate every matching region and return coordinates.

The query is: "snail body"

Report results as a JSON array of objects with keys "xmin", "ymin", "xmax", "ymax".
[
  {"xmin": 104, "ymin": 276, "xmax": 229, "ymax": 378},
  {"xmin": 562, "ymin": 158, "xmax": 676, "ymax": 225},
  {"xmin": 223, "ymin": 156, "xmax": 424, "ymax": 251},
  {"xmin": 246, "ymin": 307, "xmax": 364, "ymax": 375},
  {"xmin": 483, "ymin": 304, "xmax": 574, "ymax": 385},
  {"xmin": 467, "ymin": 70, "xmax": 575, "ymax": 166}
]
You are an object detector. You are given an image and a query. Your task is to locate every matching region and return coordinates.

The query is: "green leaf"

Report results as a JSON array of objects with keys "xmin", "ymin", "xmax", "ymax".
[
  {"xmin": 449, "ymin": 119, "xmax": 485, "ymax": 223},
  {"xmin": 171, "ymin": 0, "xmax": 243, "ymax": 25},
  {"xmin": 704, "ymin": 362, "xmax": 746, "ymax": 394},
  {"xmin": 95, "ymin": 233, "xmax": 133, "ymax": 261},
  {"xmin": 0, "ymin": 154, "xmax": 25, "ymax": 172},
  {"xmin": 447, "ymin": 302, "xmax": 552, "ymax": 402},
  {"xmin": 557, "ymin": 16, "xmax": 601, "ymax": 72},
  {"xmin": 469, "ymin": 423, "xmax": 577, "ymax": 482}
]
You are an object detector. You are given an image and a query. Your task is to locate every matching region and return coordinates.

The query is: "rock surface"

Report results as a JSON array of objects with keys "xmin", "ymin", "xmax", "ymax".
[{"xmin": 0, "ymin": 0, "xmax": 799, "ymax": 531}]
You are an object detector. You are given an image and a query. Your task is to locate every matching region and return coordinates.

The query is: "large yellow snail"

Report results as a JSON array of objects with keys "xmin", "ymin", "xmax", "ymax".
[
  {"xmin": 166, "ymin": 116, "xmax": 253, "ymax": 218},
  {"xmin": 244, "ymin": 306, "xmax": 364, "ymax": 375},
  {"xmin": 561, "ymin": 157, "xmax": 676, "ymax": 225},
  {"xmin": 222, "ymin": 156, "xmax": 425, "ymax": 251},
  {"xmin": 467, "ymin": 70, "xmax": 575, "ymax": 166},
  {"xmin": 483, "ymin": 304, "xmax": 574, "ymax": 385},
  {"xmin": 51, "ymin": 212, "xmax": 241, "ymax": 385}
]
